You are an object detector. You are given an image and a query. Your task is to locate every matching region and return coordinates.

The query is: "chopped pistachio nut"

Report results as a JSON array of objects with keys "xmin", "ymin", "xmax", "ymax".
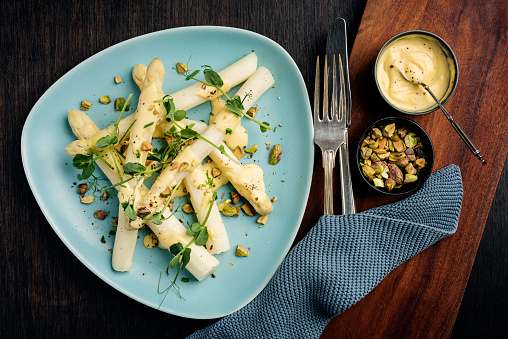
[
  {"xmin": 382, "ymin": 123, "xmax": 396, "ymax": 138},
  {"xmin": 257, "ymin": 215, "xmax": 268, "ymax": 225},
  {"xmin": 392, "ymin": 139, "xmax": 406, "ymax": 152},
  {"xmin": 414, "ymin": 158, "xmax": 426, "ymax": 169},
  {"xmin": 385, "ymin": 178, "xmax": 396, "ymax": 191},
  {"xmin": 80, "ymin": 195, "xmax": 94, "ymax": 204},
  {"xmin": 178, "ymin": 162, "xmax": 189, "ymax": 172},
  {"xmin": 176, "ymin": 62, "xmax": 189, "ymax": 74},
  {"xmin": 241, "ymin": 202, "xmax": 256, "ymax": 216},
  {"xmin": 217, "ymin": 199, "xmax": 232, "ymax": 212},
  {"xmin": 244, "ymin": 144, "xmax": 258, "ymax": 154},
  {"xmin": 233, "ymin": 147, "xmax": 246, "ymax": 159},
  {"xmin": 221, "ymin": 204, "xmax": 240, "ymax": 217},
  {"xmin": 368, "ymin": 140, "xmax": 379, "ymax": 149},
  {"xmin": 371, "ymin": 127, "xmax": 383, "ymax": 139},
  {"xmin": 246, "ymin": 106, "xmax": 259, "ymax": 118},
  {"xmin": 81, "ymin": 100, "xmax": 92, "ymax": 111},
  {"xmin": 137, "ymin": 207, "xmax": 151, "ymax": 218},
  {"xmin": 269, "ymin": 144, "xmax": 282, "ymax": 165},
  {"xmin": 404, "ymin": 134, "xmax": 418, "ymax": 148},
  {"xmin": 99, "ymin": 95, "xmax": 111, "ymax": 104},
  {"xmin": 404, "ymin": 174, "xmax": 418, "ymax": 184},
  {"xmin": 141, "ymin": 141, "xmax": 153, "ymax": 151},
  {"xmin": 373, "ymin": 178, "xmax": 384, "ymax": 187},
  {"xmin": 182, "ymin": 204, "xmax": 194, "ymax": 214},
  {"xmin": 78, "ymin": 183, "xmax": 88, "ymax": 195},
  {"xmin": 94, "ymin": 210, "xmax": 107, "ymax": 220},
  {"xmin": 211, "ymin": 167, "xmax": 221, "ymax": 178},
  {"xmin": 231, "ymin": 191, "xmax": 241, "ymax": 205},
  {"xmin": 160, "ymin": 186, "xmax": 171, "ymax": 197},
  {"xmin": 114, "ymin": 76, "xmax": 122, "ymax": 83},
  {"xmin": 236, "ymin": 245, "xmax": 249, "ymax": 257},
  {"xmin": 114, "ymin": 97, "xmax": 125, "ymax": 111},
  {"xmin": 359, "ymin": 121, "xmax": 428, "ymax": 191}
]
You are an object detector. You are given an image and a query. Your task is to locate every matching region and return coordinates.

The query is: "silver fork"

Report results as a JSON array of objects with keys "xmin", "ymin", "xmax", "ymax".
[{"xmin": 313, "ymin": 55, "xmax": 355, "ymax": 215}]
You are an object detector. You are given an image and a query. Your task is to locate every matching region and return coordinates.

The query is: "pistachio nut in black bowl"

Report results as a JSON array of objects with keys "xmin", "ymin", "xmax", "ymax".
[{"xmin": 356, "ymin": 116, "xmax": 434, "ymax": 196}]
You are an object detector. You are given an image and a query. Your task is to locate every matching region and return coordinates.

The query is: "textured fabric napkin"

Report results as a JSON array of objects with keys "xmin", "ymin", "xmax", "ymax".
[{"xmin": 188, "ymin": 165, "xmax": 463, "ymax": 339}]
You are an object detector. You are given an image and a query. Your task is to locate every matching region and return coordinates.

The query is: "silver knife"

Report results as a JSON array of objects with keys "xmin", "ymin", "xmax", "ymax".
[{"xmin": 326, "ymin": 18, "xmax": 356, "ymax": 215}]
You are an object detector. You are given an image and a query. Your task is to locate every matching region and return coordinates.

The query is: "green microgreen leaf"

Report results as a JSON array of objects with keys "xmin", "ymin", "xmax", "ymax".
[
  {"xmin": 73, "ymin": 154, "xmax": 94, "ymax": 169},
  {"xmin": 169, "ymin": 255, "xmax": 180, "ymax": 269},
  {"xmin": 203, "ymin": 66, "xmax": 223, "ymax": 88},
  {"xmin": 163, "ymin": 97, "xmax": 176, "ymax": 120},
  {"xmin": 174, "ymin": 110, "xmax": 187, "ymax": 121},
  {"xmin": 80, "ymin": 162, "xmax": 95, "ymax": 180},
  {"xmin": 185, "ymin": 69, "xmax": 199, "ymax": 80},
  {"xmin": 147, "ymin": 155, "xmax": 160, "ymax": 161},
  {"xmin": 226, "ymin": 128, "xmax": 233, "ymax": 135},
  {"xmin": 180, "ymin": 127, "xmax": 199, "ymax": 140},
  {"xmin": 151, "ymin": 212, "xmax": 163, "ymax": 225},
  {"xmin": 170, "ymin": 243, "xmax": 184, "ymax": 256},
  {"xmin": 123, "ymin": 203, "xmax": 138, "ymax": 221},
  {"xmin": 260, "ymin": 122, "xmax": 270, "ymax": 133},
  {"xmin": 100, "ymin": 236, "xmax": 106, "ymax": 244},
  {"xmin": 226, "ymin": 95, "xmax": 244, "ymax": 117},
  {"xmin": 182, "ymin": 248, "xmax": 191, "ymax": 269},
  {"xmin": 123, "ymin": 162, "xmax": 146, "ymax": 174},
  {"xmin": 135, "ymin": 149, "xmax": 141, "ymax": 158},
  {"xmin": 95, "ymin": 136, "xmax": 112, "ymax": 148},
  {"xmin": 194, "ymin": 227, "xmax": 209, "ymax": 247}
]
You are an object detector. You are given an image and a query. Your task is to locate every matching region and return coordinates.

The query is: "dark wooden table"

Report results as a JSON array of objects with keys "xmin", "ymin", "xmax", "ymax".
[{"xmin": 2, "ymin": 0, "xmax": 507, "ymax": 337}]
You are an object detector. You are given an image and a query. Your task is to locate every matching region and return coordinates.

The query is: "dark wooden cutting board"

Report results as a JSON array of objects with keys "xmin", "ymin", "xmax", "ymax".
[{"xmin": 300, "ymin": 0, "xmax": 508, "ymax": 337}]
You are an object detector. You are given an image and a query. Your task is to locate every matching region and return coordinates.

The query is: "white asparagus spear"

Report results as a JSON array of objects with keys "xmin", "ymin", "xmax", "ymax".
[
  {"xmin": 148, "ymin": 212, "xmax": 219, "ymax": 281},
  {"xmin": 209, "ymin": 145, "xmax": 273, "ymax": 216},
  {"xmin": 65, "ymin": 53, "xmax": 258, "ymax": 157},
  {"xmin": 157, "ymin": 119, "xmax": 229, "ymax": 254},
  {"xmin": 68, "ymin": 110, "xmax": 218, "ymax": 278},
  {"xmin": 132, "ymin": 64, "xmax": 147, "ymax": 89},
  {"xmin": 67, "ymin": 109, "xmax": 139, "ymax": 271},
  {"xmin": 183, "ymin": 164, "xmax": 230, "ymax": 254},
  {"xmin": 113, "ymin": 58, "xmax": 166, "ymax": 267},
  {"xmin": 117, "ymin": 58, "xmax": 165, "ymax": 206},
  {"xmin": 129, "ymin": 67, "xmax": 275, "ymax": 228}
]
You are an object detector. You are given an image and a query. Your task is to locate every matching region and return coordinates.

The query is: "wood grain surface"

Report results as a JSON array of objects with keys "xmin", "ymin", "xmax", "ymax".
[
  {"xmin": 1, "ymin": 0, "xmax": 507, "ymax": 338},
  {"xmin": 319, "ymin": 0, "xmax": 508, "ymax": 337}
]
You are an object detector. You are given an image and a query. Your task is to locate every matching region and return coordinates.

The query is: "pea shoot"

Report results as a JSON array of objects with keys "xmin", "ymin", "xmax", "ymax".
[
  {"xmin": 179, "ymin": 65, "xmax": 274, "ymax": 132},
  {"xmin": 158, "ymin": 191, "xmax": 217, "ymax": 307}
]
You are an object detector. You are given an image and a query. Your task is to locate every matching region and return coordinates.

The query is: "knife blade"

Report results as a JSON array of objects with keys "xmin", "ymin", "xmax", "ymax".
[
  {"xmin": 326, "ymin": 18, "xmax": 351, "ymax": 126},
  {"xmin": 326, "ymin": 18, "xmax": 356, "ymax": 215}
]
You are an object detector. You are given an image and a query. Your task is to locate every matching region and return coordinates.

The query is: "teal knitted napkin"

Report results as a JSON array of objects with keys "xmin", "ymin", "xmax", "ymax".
[{"xmin": 188, "ymin": 165, "xmax": 463, "ymax": 338}]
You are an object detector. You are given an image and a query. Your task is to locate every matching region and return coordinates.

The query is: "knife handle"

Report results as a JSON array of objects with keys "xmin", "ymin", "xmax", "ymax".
[
  {"xmin": 323, "ymin": 149, "xmax": 335, "ymax": 215},
  {"xmin": 338, "ymin": 135, "xmax": 356, "ymax": 215}
]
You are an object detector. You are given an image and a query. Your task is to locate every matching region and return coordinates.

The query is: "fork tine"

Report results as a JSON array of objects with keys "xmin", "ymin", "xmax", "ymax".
[
  {"xmin": 323, "ymin": 55, "xmax": 329, "ymax": 121},
  {"xmin": 338, "ymin": 54, "xmax": 346, "ymax": 122},
  {"xmin": 313, "ymin": 56, "xmax": 320, "ymax": 124},
  {"xmin": 331, "ymin": 55, "xmax": 338, "ymax": 121}
]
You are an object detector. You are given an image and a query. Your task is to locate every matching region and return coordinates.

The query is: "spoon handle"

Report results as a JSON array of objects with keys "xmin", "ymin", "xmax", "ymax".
[{"xmin": 423, "ymin": 84, "xmax": 486, "ymax": 165}]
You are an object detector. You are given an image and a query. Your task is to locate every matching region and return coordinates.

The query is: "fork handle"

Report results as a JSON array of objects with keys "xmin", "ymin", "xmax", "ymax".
[
  {"xmin": 323, "ymin": 150, "xmax": 335, "ymax": 215},
  {"xmin": 338, "ymin": 137, "xmax": 356, "ymax": 215}
]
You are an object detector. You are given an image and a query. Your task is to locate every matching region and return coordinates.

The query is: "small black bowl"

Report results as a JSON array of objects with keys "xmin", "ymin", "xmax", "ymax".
[{"xmin": 356, "ymin": 116, "xmax": 434, "ymax": 196}]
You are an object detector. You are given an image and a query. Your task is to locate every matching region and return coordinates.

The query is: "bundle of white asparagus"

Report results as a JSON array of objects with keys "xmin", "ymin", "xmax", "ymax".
[{"xmin": 65, "ymin": 53, "xmax": 275, "ymax": 281}]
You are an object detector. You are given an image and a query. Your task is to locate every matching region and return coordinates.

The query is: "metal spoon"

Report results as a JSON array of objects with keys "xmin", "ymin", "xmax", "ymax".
[{"xmin": 400, "ymin": 65, "xmax": 486, "ymax": 165}]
